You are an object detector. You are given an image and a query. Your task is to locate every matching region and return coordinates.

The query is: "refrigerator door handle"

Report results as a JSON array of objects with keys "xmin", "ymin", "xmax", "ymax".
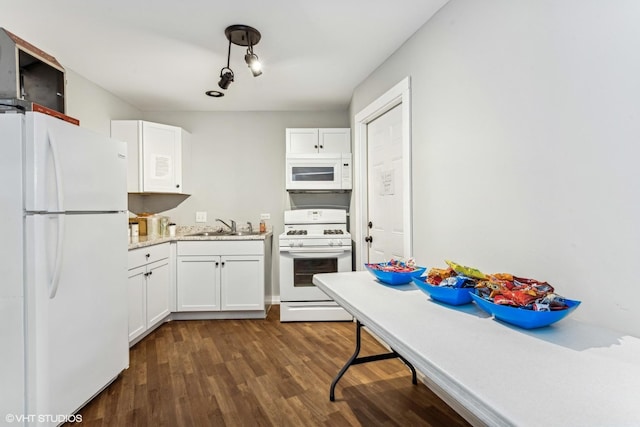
[
  {"xmin": 49, "ymin": 214, "xmax": 65, "ymax": 299},
  {"xmin": 48, "ymin": 130, "xmax": 65, "ymax": 212}
]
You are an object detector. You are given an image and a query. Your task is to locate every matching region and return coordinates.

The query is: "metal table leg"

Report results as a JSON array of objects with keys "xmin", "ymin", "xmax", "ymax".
[{"xmin": 330, "ymin": 320, "xmax": 418, "ymax": 401}]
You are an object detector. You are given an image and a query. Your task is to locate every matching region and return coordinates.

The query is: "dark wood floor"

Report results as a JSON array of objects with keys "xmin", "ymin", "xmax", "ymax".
[{"xmin": 76, "ymin": 306, "xmax": 471, "ymax": 426}]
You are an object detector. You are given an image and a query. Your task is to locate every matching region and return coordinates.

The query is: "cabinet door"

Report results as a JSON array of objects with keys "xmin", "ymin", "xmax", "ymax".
[
  {"xmin": 141, "ymin": 121, "xmax": 182, "ymax": 193},
  {"xmin": 146, "ymin": 258, "xmax": 171, "ymax": 327},
  {"xmin": 220, "ymin": 255, "xmax": 264, "ymax": 311},
  {"xmin": 286, "ymin": 128, "xmax": 319, "ymax": 154},
  {"xmin": 176, "ymin": 256, "xmax": 220, "ymax": 311},
  {"xmin": 127, "ymin": 266, "xmax": 146, "ymax": 343},
  {"xmin": 319, "ymin": 128, "xmax": 351, "ymax": 153}
]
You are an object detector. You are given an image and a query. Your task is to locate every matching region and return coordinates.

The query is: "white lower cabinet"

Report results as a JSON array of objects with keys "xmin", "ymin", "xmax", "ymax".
[
  {"xmin": 127, "ymin": 243, "xmax": 171, "ymax": 344},
  {"xmin": 221, "ymin": 255, "xmax": 264, "ymax": 310},
  {"xmin": 176, "ymin": 255, "xmax": 220, "ymax": 311},
  {"xmin": 176, "ymin": 241, "xmax": 265, "ymax": 313},
  {"xmin": 128, "ymin": 238, "xmax": 270, "ymax": 341}
]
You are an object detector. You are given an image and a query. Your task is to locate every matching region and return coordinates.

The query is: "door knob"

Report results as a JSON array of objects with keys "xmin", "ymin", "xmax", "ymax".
[
  {"xmin": 364, "ymin": 236, "xmax": 373, "ymax": 243},
  {"xmin": 368, "ymin": 221, "xmax": 373, "ymax": 229}
]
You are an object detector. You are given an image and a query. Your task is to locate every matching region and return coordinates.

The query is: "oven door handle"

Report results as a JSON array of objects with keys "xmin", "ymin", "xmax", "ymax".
[{"xmin": 281, "ymin": 248, "xmax": 347, "ymax": 257}]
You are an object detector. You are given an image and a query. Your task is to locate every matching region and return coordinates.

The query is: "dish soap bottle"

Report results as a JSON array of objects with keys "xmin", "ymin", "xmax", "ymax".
[{"xmin": 259, "ymin": 220, "xmax": 266, "ymax": 233}]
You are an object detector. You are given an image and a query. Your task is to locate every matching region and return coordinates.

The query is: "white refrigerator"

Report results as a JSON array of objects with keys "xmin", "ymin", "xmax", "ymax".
[{"xmin": 0, "ymin": 112, "xmax": 129, "ymax": 426}]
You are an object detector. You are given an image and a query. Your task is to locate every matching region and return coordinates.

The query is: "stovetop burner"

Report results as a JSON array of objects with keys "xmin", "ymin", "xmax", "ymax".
[
  {"xmin": 324, "ymin": 229, "xmax": 344, "ymax": 235},
  {"xmin": 283, "ymin": 228, "xmax": 349, "ymax": 237}
]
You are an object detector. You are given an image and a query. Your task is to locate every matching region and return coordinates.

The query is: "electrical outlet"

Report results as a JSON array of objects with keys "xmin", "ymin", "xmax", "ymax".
[
  {"xmin": 195, "ymin": 211, "xmax": 207, "ymax": 223},
  {"xmin": 260, "ymin": 213, "xmax": 271, "ymax": 220}
]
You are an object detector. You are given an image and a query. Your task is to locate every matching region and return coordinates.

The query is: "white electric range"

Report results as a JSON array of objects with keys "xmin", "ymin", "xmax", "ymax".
[{"xmin": 279, "ymin": 209, "xmax": 353, "ymax": 322}]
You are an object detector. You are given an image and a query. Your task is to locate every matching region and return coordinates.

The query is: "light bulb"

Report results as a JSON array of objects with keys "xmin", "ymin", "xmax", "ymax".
[{"xmin": 245, "ymin": 53, "xmax": 263, "ymax": 77}]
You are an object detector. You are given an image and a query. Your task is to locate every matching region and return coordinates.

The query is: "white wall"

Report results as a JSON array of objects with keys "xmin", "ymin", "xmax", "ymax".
[
  {"xmin": 351, "ymin": 0, "xmax": 640, "ymax": 336},
  {"xmin": 142, "ymin": 110, "xmax": 349, "ymax": 299},
  {"xmin": 142, "ymin": 111, "xmax": 348, "ymax": 226},
  {"xmin": 65, "ymin": 69, "xmax": 140, "ymax": 135}
]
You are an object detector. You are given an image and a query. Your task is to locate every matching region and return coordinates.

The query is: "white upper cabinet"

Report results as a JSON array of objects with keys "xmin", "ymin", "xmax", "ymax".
[
  {"xmin": 286, "ymin": 128, "xmax": 351, "ymax": 154},
  {"xmin": 111, "ymin": 120, "xmax": 190, "ymax": 194},
  {"xmin": 319, "ymin": 128, "xmax": 351, "ymax": 153}
]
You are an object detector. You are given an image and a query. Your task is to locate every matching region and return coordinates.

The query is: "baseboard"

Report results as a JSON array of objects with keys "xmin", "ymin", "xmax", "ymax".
[{"xmin": 269, "ymin": 295, "xmax": 281, "ymax": 304}]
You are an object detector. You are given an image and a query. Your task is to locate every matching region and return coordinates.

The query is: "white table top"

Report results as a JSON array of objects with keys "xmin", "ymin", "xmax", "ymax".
[{"xmin": 313, "ymin": 271, "xmax": 640, "ymax": 427}]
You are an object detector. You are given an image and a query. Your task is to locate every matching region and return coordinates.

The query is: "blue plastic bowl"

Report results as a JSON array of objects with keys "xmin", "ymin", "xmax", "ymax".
[
  {"xmin": 365, "ymin": 263, "xmax": 426, "ymax": 285},
  {"xmin": 469, "ymin": 292, "xmax": 581, "ymax": 329},
  {"xmin": 411, "ymin": 277, "xmax": 474, "ymax": 305}
]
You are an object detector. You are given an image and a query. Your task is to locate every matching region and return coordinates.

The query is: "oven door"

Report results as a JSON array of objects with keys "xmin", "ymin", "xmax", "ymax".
[
  {"xmin": 285, "ymin": 155, "xmax": 343, "ymax": 190},
  {"xmin": 280, "ymin": 246, "xmax": 351, "ymax": 301}
]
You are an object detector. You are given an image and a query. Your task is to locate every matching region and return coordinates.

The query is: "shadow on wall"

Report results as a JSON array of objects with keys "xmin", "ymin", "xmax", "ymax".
[
  {"xmin": 289, "ymin": 192, "xmax": 351, "ymax": 211},
  {"xmin": 128, "ymin": 193, "xmax": 190, "ymax": 215}
]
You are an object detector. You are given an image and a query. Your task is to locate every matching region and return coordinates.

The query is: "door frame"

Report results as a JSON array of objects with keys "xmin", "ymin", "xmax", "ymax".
[{"xmin": 353, "ymin": 77, "xmax": 412, "ymax": 269}]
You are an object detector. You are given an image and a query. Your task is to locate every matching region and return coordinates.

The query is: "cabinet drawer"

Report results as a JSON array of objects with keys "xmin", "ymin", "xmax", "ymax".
[
  {"xmin": 177, "ymin": 240, "xmax": 263, "ymax": 256},
  {"xmin": 128, "ymin": 243, "xmax": 170, "ymax": 269}
]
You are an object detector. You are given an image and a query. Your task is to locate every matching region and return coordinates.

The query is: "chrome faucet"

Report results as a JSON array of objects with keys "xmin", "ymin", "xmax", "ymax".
[{"xmin": 216, "ymin": 218, "xmax": 236, "ymax": 233}]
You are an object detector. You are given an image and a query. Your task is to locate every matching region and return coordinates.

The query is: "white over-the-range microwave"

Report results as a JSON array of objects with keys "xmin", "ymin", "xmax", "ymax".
[{"xmin": 285, "ymin": 153, "xmax": 352, "ymax": 191}]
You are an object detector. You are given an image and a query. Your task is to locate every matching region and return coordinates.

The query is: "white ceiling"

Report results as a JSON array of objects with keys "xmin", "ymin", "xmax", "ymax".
[{"xmin": 1, "ymin": 0, "xmax": 448, "ymax": 112}]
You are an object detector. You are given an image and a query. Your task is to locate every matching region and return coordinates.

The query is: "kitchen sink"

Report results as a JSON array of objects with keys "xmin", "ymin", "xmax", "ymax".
[
  {"xmin": 185, "ymin": 231, "xmax": 262, "ymax": 237},
  {"xmin": 185, "ymin": 231, "xmax": 230, "ymax": 237}
]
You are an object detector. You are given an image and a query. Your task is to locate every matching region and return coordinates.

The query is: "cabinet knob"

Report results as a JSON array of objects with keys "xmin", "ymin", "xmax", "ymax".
[
  {"xmin": 319, "ymin": 145, "xmax": 324, "ymax": 149},
  {"xmin": 145, "ymin": 253, "xmax": 150, "ymax": 258},
  {"xmin": 364, "ymin": 236, "xmax": 373, "ymax": 243},
  {"xmin": 221, "ymin": 262, "xmax": 225, "ymax": 267},
  {"xmin": 215, "ymin": 262, "xmax": 219, "ymax": 267},
  {"xmin": 176, "ymin": 184, "xmax": 180, "ymax": 188},
  {"xmin": 314, "ymin": 145, "xmax": 318, "ymax": 149}
]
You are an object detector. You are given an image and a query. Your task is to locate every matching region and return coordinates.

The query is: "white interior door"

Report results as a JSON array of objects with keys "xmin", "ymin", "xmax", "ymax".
[
  {"xmin": 366, "ymin": 104, "xmax": 405, "ymax": 263},
  {"xmin": 354, "ymin": 77, "xmax": 412, "ymax": 269}
]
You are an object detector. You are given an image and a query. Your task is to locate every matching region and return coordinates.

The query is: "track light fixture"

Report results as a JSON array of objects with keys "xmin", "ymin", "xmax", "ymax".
[
  {"xmin": 245, "ymin": 45, "xmax": 262, "ymax": 77},
  {"xmin": 218, "ymin": 67, "xmax": 234, "ymax": 89},
  {"xmin": 206, "ymin": 24, "xmax": 263, "ymax": 98}
]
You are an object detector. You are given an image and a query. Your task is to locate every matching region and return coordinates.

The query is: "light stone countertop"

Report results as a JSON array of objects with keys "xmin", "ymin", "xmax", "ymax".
[{"xmin": 128, "ymin": 225, "xmax": 273, "ymax": 250}]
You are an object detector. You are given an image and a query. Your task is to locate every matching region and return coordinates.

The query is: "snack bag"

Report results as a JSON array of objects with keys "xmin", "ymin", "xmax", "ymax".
[
  {"xmin": 445, "ymin": 260, "xmax": 487, "ymax": 280},
  {"xmin": 426, "ymin": 267, "xmax": 455, "ymax": 285}
]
